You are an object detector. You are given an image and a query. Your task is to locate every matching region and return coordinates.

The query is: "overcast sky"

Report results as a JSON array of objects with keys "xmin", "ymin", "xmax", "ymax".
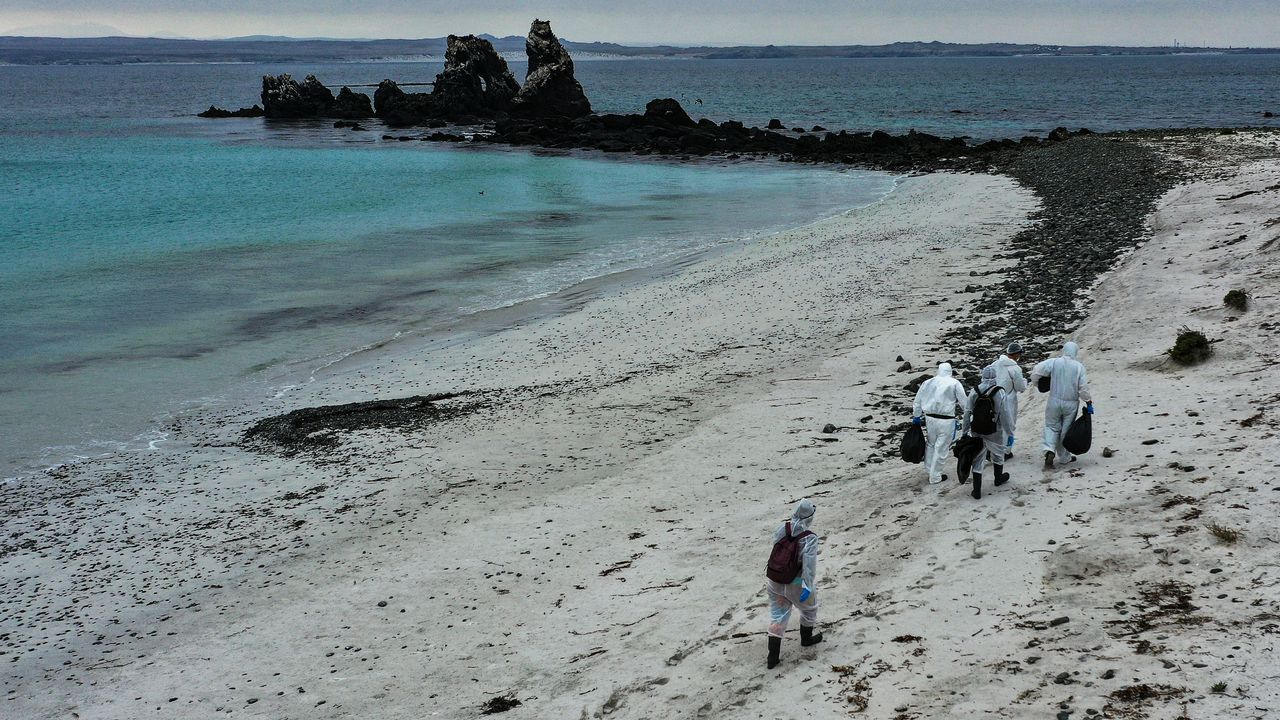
[{"xmin": 4, "ymin": 1, "xmax": 1279, "ymax": 46}]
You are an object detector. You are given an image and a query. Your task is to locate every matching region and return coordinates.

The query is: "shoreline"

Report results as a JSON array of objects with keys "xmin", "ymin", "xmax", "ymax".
[
  {"xmin": 0, "ymin": 159, "xmax": 897, "ymax": 483},
  {"xmin": 3, "ymin": 130, "xmax": 1278, "ymax": 719},
  {"xmin": 2, "ymin": 169, "xmax": 1037, "ymax": 719}
]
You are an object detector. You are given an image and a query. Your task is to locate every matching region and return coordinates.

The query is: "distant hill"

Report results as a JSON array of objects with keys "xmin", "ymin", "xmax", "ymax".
[{"xmin": 0, "ymin": 35, "xmax": 1276, "ymax": 65}]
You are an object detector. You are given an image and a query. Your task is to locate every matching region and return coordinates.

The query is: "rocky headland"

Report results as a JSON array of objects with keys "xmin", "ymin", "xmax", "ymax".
[{"xmin": 199, "ymin": 18, "xmax": 1095, "ymax": 173}]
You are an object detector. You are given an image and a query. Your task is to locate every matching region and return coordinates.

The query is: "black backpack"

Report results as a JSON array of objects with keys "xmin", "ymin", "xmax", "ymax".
[
  {"xmin": 765, "ymin": 521, "xmax": 813, "ymax": 583},
  {"xmin": 970, "ymin": 386, "xmax": 1001, "ymax": 436}
]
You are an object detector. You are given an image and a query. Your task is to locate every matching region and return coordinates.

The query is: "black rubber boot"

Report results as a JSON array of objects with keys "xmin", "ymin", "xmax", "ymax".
[
  {"xmin": 767, "ymin": 636, "xmax": 781, "ymax": 668},
  {"xmin": 1044, "ymin": 450, "xmax": 1055, "ymax": 469},
  {"xmin": 800, "ymin": 625, "xmax": 824, "ymax": 647},
  {"xmin": 971, "ymin": 472, "xmax": 982, "ymax": 499},
  {"xmin": 994, "ymin": 463, "xmax": 1009, "ymax": 486}
]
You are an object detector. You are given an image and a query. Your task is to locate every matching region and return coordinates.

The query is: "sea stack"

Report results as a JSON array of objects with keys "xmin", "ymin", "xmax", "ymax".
[
  {"xmin": 512, "ymin": 19, "xmax": 592, "ymax": 118},
  {"xmin": 430, "ymin": 34, "xmax": 522, "ymax": 117}
]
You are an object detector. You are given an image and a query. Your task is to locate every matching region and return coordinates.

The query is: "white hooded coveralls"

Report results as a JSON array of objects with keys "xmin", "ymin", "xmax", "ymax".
[
  {"xmin": 912, "ymin": 362, "xmax": 967, "ymax": 484},
  {"xmin": 991, "ymin": 354, "xmax": 1027, "ymax": 444},
  {"xmin": 962, "ymin": 367, "xmax": 1018, "ymax": 475},
  {"xmin": 1030, "ymin": 341, "xmax": 1092, "ymax": 461},
  {"xmin": 766, "ymin": 499, "xmax": 819, "ymax": 638}
]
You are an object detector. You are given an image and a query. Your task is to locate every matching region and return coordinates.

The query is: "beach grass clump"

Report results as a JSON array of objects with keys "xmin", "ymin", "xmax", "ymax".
[
  {"xmin": 480, "ymin": 694, "xmax": 522, "ymax": 715},
  {"xmin": 1210, "ymin": 681, "xmax": 1228, "ymax": 694},
  {"xmin": 1223, "ymin": 289, "xmax": 1249, "ymax": 312},
  {"xmin": 1166, "ymin": 326, "xmax": 1214, "ymax": 365},
  {"xmin": 1206, "ymin": 523, "xmax": 1240, "ymax": 544}
]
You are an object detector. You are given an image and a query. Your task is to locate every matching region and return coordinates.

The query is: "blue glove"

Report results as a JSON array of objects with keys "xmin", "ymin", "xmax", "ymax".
[
  {"xmin": 1006, "ymin": 435, "xmax": 1015, "ymax": 448},
  {"xmin": 1085, "ymin": 403, "xmax": 1095, "ymax": 415},
  {"xmin": 912, "ymin": 416, "xmax": 923, "ymax": 426}
]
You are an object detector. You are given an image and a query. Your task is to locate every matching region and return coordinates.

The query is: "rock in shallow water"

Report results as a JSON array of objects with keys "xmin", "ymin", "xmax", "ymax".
[{"xmin": 260, "ymin": 74, "xmax": 372, "ymax": 119}]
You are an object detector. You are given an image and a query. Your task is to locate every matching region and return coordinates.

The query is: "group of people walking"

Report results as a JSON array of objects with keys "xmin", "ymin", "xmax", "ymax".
[
  {"xmin": 762, "ymin": 341, "xmax": 1094, "ymax": 668},
  {"xmin": 910, "ymin": 340, "xmax": 1093, "ymax": 496}
]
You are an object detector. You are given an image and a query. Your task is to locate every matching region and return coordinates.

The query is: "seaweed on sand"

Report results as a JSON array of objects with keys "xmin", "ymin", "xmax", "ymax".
[
  {"xmin": 1106, "ymin": 580, "xmax": 1208, "ymax": 639},
  {"xmin": 1206, "ymin": 522, "xmax": 1241, "ymax": 544},
  {"xmin": 1104, "ymin": 683, "xmax": 1188, "ymax": 719},
  {"xmin": 243, "ymin": 391, "xmax": 491, "ymax": 453}
]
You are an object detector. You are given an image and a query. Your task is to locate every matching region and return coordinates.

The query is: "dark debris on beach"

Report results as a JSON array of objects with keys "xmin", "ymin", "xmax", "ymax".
[{"xmin": 242, "ymin": 391, "xmax": 492, "ymax": 454}]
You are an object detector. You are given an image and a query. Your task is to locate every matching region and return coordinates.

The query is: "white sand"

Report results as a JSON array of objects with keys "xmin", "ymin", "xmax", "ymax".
[{"xmin": 3, "ymin": 137, "xmax": 1278, "ymax": 720}]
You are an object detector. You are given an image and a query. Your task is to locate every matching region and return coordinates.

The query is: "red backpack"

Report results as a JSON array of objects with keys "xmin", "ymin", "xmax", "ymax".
[{"xmin": 765, "ymin": 521, "xmax": 813, "ymax": 583}]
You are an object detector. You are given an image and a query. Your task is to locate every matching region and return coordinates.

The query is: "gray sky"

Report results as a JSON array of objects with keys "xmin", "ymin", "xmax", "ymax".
[{"xmin": 4, "ymin": 1, "xmax": 1279, "ymax": 46}]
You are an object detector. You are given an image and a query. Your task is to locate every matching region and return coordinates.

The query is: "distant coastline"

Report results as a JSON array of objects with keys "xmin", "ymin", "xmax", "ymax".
[{"xmin": 3, "ymin": 34, "xmax": 1279, "ymax": 65}]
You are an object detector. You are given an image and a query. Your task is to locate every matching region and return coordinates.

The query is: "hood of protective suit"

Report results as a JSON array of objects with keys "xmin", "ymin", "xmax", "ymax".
[
  {"xmin": 790, "ymin": 499, "xmax": 816, "ymax": 535},
  {"xmin": 978, "ymin": 365, "xmax": 999, "ymax": 393},
  {"xmin": 937, "ymin": 362, "xmax": 953, "ymax": 378},
  {"xmin": 1062, "ymin": 341, "xmax": 1079, "ymax": 359}
]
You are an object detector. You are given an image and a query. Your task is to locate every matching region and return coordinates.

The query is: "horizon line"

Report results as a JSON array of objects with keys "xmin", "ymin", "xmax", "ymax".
[{"xmin": 2, "ymin": 34, "xmax": 1278, "ymax": 51}]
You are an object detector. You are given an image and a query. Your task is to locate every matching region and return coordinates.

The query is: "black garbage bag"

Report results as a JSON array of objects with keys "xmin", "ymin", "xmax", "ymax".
[
  {"xmin": 900, "ymin": 424, "xmax": 926, "ymax": 464},
  {"xmin": 1037, "ymin": 376, "xmax": 1051, "ymax": 393},
  {"xmin": 954, "ymin": 435, "xmax": 985, "ymax": 479},
  {"xmin": 1062, "ymin": 408, "xmax": 1092, "ymax": 455}
]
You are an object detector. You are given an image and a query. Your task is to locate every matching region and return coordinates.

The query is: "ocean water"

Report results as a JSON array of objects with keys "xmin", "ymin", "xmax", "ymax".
[
  {"xmin": 3, "ymin": 54, "xmax": 1278, "ymax": 478},
  {"xmin": 0, "ymin": 64, "xmax": 900, "ymax": 478}
]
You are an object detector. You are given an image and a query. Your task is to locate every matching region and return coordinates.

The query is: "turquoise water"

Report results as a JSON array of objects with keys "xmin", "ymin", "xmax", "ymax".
[{"xmin": 0, "ymin": 70, "xmax": 895, "ymax": 477}]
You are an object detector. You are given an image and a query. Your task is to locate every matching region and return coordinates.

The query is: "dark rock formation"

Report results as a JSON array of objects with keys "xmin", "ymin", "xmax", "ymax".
[
  {"xmin": 644, "ymin": 98, "xmax": 695, "ymax": 127},
  {"xmin": 431, "ymin": 34, "xmax": 521, "ymax": 117},
  {"xmin": 483, "ymin": 98, "xmax": 1051, "ymax": 172},
  {"xmin": 372, "ymin": 35, "xmax": 524, "ymax": 124},
  {"xmin": 333, "ymin": 86, "xmax": 374, "ymax": 118},
  {"xmin": 213, "ymin": 20, "xmax": 591, "ymax": 125},
  {"xmin": 767, "ymin": 118, "xmax": 785, "ymax": 130},
  {"xmin": 511, "ymin": 19, "xmax": 591, "ymax": 118},
  {"xmin": 198, "ymin": 104, "xmax": 264, "ymax": 118},
  {"xmin": 259, "ymin": 74, "xmax": 372, "ymax": 119},
  {"xmin": 373, "ymin": 80, "xmax": 435, "ymax": 126}
]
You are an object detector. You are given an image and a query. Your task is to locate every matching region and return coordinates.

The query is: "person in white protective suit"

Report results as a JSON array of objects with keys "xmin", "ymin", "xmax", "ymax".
[
  {"xmin": 911, "ymin": 362, "xmax": 968, "ymax": 484},
  {"xmin": 962, "ymin": 366, "xmax": 1018, "ymax": 499},
  {"xmin": 765, "ymin": 499, "xmax": 821, "ymax": 669},
  {"xmin": 991, "ymin": 342, "xmax": 1028, "ymax": 458},
  {"xmin": 1029, "ymin": 341, "xmax": 1093, "ymax": 468}
]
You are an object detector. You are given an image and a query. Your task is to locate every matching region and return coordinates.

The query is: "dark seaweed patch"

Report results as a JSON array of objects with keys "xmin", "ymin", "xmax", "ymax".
[{"xmin": 243, "ymin": 391, "xmax": 490, "ymax": 453}]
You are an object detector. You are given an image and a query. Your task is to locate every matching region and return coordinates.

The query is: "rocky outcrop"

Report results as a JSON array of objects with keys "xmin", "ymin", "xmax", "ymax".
[
  {"xmin": 643, "ymin": 98, "xmax": 695, "ymax": 127},
  {"xmin": 332, "ymin": 87, "xmax": 374, "ymax": 118},
  {"xmin": 431, "ymin": 34, "xmax": 521, "ymax": 118},
  {"xmin": 511, "ymin": 19, "xmax": 591, "ymax": 118},
  {"xmin": 215, "ymin": 21, "xmax": 591, "ymax": 125},
  {"xmin": 471, "ymin": 97, "xmax": 1093, "ymax": 172},
  {"xmin": 259, "ymin": 74, "xmax": 372, "ymax": 119},
  {"xmin": 198, "ymin": 104, "xmax": 264, "ymax": 118},
  {"xmin": 373, "ymin": 80, "xmax": 436, "ymax": 127}
]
